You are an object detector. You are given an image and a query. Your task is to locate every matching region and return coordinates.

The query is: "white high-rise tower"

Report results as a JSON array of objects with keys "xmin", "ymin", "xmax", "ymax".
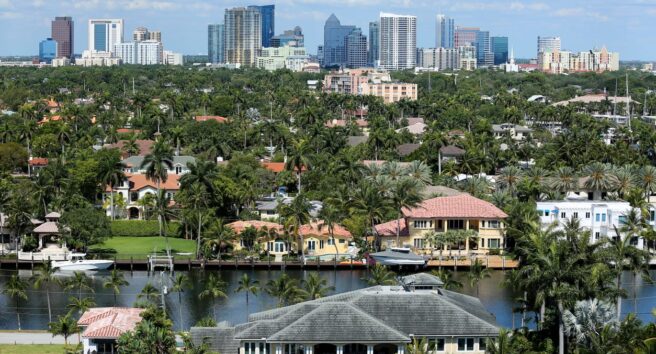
[
  {"xmin": 379, "ymin": 12, "xmax": 416, "ymax": 71},
  {"xmin": 88, "ymin": 19, "xmax": 124, "ymax": 55}
]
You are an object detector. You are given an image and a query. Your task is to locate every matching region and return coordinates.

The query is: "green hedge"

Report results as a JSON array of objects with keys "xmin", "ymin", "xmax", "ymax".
[{"xmin": 111, "ymin": 220, "xmax": 180, "ymax": 237}]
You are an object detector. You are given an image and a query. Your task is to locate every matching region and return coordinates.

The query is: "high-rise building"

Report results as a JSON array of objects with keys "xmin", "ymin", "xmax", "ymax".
[
  {"xmin": 379, "ymin": 12, "xmax": 417, "ymax": 71},
  {"xmin": 538, "ymin": 36, "xmax": 561, "ymax": 54},
  {"xmin": 454, "ymin": 27, "xmax": 478, "ymax": 48},
  {"xmin": 248, "ymin": 5, "xmax": 275, "ymax": 47},
  {"xmin": 51, "ymin": 16, "xmax": 74, "ymax": 59},
  {"xmin": 208, "ymin": 24, "xmax": 225, "ymax": 64},
  {"xmin": 416, "ymin": 46, "xmax": 476, "ymax": 71},
  {"xmin": 133, "ymin": 27, "xmax": 149, "ymax": 42},
  {"xmin": 323, "ymin": 14, "xmax": 356, "ymax": 67},
  {"xmin": 271, "ymin": 26, "xmax": 304, "ymax": 48},
  {"xmin": 475, "ymin": 30, "xmax": 492, "ymax": 66},
  {"xmin": 491, "ymin": 36, "xmax": 509, "ymax": 65},
  {"xmin": 224, "ymin": 7, "xmax": 261, "ymax": 66},
  {"xmin": 149, "ymin": 31, "xmax": 162, "ymax": 42},
  {"xmin": 368, "ymin": 21, "xmax": 379, "ymax": 67},
  {"xmin": 163, "ymin": 51, "xmax": 184, "ymax": 65},
  {"xmin": 39, "ymin": 38, "xmax": 58, "ymax": 64},
  {"xmin": 88, "ymin": 19, "xmax": 124, "ymax": 54},
  {"xmin": 114, "ymin": 40, "xmax": 162, "ymax": 65},
  {"xmin": 346, "ymin": 28, "xmax": 367, "ymax": 68},
  {"xmin": 435, "ymin": 15, "xmax": 454, "ymax": 48}
]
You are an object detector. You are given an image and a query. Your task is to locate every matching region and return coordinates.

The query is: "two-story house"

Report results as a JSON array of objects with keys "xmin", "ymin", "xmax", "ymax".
[
  {"xmin": 492, "ymin": 123, "xmax": 532, "ymax": 141},
  {"xmin": 536, "ymin": 200, "xmax": 644, "ymax": 248},
  {"xmin": 375, "ymin": 194, "xmax": 507, "ymax": 255}
]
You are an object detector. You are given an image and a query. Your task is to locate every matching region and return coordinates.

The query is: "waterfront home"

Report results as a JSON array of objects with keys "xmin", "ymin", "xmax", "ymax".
[
  {"xmin": 255, "ymin": 198, "xmax": 323, "ymax": 221},
  {"xmin": 105, "ymin": 173, "xmax": 181, "ymax": 219},
  {"xmin": 227, "ymin": 220, "xmax": 286, "ymax": 258},
  {"xmin": 491, "ymin": 123, "xmax": 532, "ymax": 141},
  {"xmin": 78, "ymin": 307, "xmax": 145, "ymax": 354},
  {"xmin": 374, "ymin": 194, "xmax": 507, "ymax": 255},
  {"xmin": 536, "ymin": 200, "xmax": 645, "ymax": 248},
  {"xmin": 122, "ymin": 155, "xmax": 195, "ymax": 175},
  {"xmin": 191, "ymin": 273, "xmax": 498, "ymax": 354},
  {"xmin": 299, "ymin": 221, "xmax": 353, "ymax": 258}
]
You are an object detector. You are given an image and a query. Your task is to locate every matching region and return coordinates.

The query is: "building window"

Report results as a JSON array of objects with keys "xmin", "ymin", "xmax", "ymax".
[
  {"xmin": 413, "ymin": 238, "xmax": 425, "ymax": 249},
  {"xmin": 595, "ymin": 213, "xmax": 600, "ymax": 222},
  {"xmin": 479, "ymin": 338, "xmax": 487, "ymax": 351},
  {"xmin": 175, "ymin": 166, "xmax": 182, "ymax": 174},
  {"xmin": 319, "ymin": 240, "xmax": 324, "ymax": 249},
  {"xmin": 307, "ymin": 240, "xmax": 316, "ymax": 251},
  {"xmin": 586, "ymin": 212, "xmax": 591, "ymax": 219},
  {"xmin": 651, "ymin": 210, "xmax": 655, "ymax": 222},
  {"xmin": 339, "ymin": 239, "xmax": 345, "ymax": 244},
  {"xmin": 545, "ymin": 210, "xmax": 550, "ymax": 217},
  {"xmin": 428, "ymin": 338, "xmax": 445, "ymax": 352},
  {"xmin": 573, "ymin": 212, "xmax": 579, "ymax": 219},
  {"xmin": 457, "ymin": 338, "xmax": 474, "ymax": 351},
  {"xmin": 488, "ymin": 239, "xmax": 500, "ymax": 249},
  {"xmin": 488, "ymin": 220, "xmax": 500, "ymax": 228},
  {"xmin": 560, "ymin": 212, "xmax": 566, "ymax": 219},
  {"xmin": 414, "ymin": 220, "xmax": 431, "ymax": 229},
  {"xmin": 447, "ymin": 219, "xmax": 465, "ymax": 230},
  {"xmin": 602, "ymin": 214, "xmax": 606, "ymax": 222},
  {"xmin": 537, "ymin": 210, "xmax": 544, "ymax": 217},
  {"xmin": 328, "ymin": 238, "xmax": 335, "ymax": 246},
  {"xmin": 595, "ymin": 232, "xmax": 600, "ymax": 240},
  {"xmin": 618, "ymin": 216, "xmax": 627, "ymax": 225}
]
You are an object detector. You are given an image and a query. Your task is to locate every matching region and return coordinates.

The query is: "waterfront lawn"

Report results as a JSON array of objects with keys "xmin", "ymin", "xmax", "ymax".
[
  {"xmin": 0, "ymin": 344, "xmax": 70, "ymax": 353},
  {"xmin": 90, "ymin": 236, "xmax": 196, "ymax": 259}
]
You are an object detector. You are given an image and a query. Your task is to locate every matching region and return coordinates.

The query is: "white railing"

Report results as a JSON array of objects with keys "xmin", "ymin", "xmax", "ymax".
[{"xmin": 18, "ymin": 251, "xmax": 69, "ymax": 261}]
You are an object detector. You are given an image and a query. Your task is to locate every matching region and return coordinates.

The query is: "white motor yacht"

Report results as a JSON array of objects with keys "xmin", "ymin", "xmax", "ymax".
[
  {"xmin": 370, "ymin": 247, "xmax": 427, "ymax": 266},
  {"xmin": 51, "ymin": 253, "xmax": 114, "ymax": 271}
]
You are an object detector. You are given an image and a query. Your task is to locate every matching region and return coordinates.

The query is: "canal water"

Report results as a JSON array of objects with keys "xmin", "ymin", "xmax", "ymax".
[{"xmin": 0, "ymin": 269, "xmax": 652, "ymax": 330}]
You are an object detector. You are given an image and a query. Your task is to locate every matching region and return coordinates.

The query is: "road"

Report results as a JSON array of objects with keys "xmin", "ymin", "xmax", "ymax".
[{"xmin": 0, "ymin": 331, "xmax": 79, "ymax": 344}]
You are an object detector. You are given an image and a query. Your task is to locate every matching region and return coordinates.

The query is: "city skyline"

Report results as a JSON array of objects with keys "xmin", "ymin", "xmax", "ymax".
[{"xmin": 0, "ymin": 0, "xmax": 654, "ymax": 60}]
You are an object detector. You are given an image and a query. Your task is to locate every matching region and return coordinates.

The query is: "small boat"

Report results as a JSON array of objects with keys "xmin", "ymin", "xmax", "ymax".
[
  {"xmin": 370, "ymin": 248, "xmax": 427, "ymax": 266},
  {"xmin": 51, "ymin": 253, "xmax": 114, "ymax": 271}
]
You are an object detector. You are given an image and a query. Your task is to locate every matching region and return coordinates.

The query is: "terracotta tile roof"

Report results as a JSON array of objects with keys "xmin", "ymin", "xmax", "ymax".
[
  {"xmin": 28, "ymin": 157, "xmax": 49, "ymax": 166},
  {"xmin": 78, "ymin": 307, "xmax": 145, "ymax": 339},
  {"xmin": 117, "ymin": 128, "xmax": 142, "ymax": 134},
  {"xmin": 299, "ymin": 221, "xmax": 352, "ymax": 238},
  {"xmin": 402, "ymin": 194, "xmax": 507, "ymax": 219},
  {"xmin": 107, "ymin": 173, "xmax": 180, "ymax": 192},
  {"xmin": 46, "ymin": 99, "xmax": 59, "ymax": 109},
  {"xmin": 226, "ymin": 220, "xmax": 282, "ymax": 234},
  {"xmin": 39, "ymin": 115, "xmax": 61, "ymax": 124},
  {"xmin": 195, "ymin": 115, "xmax": 228, "ymax": 123},
  {"xmin": 374, "ymin": 218, "xmax": 409, "ymax": 237},
  {"xmin": 261, "ymin": 162, "xmax": 306, "ymax": 173}
]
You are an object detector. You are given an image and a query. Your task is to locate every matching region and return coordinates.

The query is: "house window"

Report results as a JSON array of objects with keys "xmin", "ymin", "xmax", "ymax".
[
  {"xmin": 537, "ymin": 210, "xmax": 544, "ymax": 217},
  {"xmin": 573, "ymin": 212, "xmax": 579, "ymax": 219},
  {"xmin": 428, "ymin": 338, "xmax": 445, "ymax": 352},
  {"xmin": 266, "ymin": 210, "xmax": 276, "ymax": 215},
  {"xmin": 414, "ymin": 220, "xmax": 431, "ymax": 229},
  {"xmin": 437, "ymin": 220, "xmax": 443, "ymax": 229},
  {"xmin": 488, "ymin": 239, "xmax": 500, "ymax": 249},
  {"xmin": 586, "ymin": 212, "xmax": 591, "ymax": 219},
  {"xmin": 175, "ymin": 166, "xmax": 182, "ymax": 174},
  {"xmin": 651, "ymin": 210, "xmax": 655, "ymax": 222},
  {"xmin": 488, "ymin": 220, "xmax": 500, "ymax": 228},
  {"xmin": 319, "ymin": 240, "xmax": 324, "ymax": 249},
  {"xmin": 602, "ymin": 214, "xmax": 607, "ymax": 222},
  {"xmin": 595, "ymin": 232, "xmax": 600, "ymax": 240},
  {"xmin": 447, "ymin": 220, "xmax": 465, "ymax": 230},
  {"xmin": 479, "ymin": 338, "xmax": 487, "ymax": 350},
  {"xmin": 274, "ymin": 241, "xmax": 286, "ymax": 253},
  {"xmin": 307, "ymin": 240, "xmax": 316, "ymax": 251},
  {"xmin": 339, "ymin": 239, "xmax": 345, "ymax": 244},
  {"xmin": 328, "ymin": 238, "xmax": 335, "ymax": 246},
  {"xmin": 545, "ymin": 210, "xmax": 550, "ymax": 217},
  {"xmin": 457, "ymin": 338, "xmax": 474, "ymax": 351},
  {"xmin": 560, "ymin": 212, "xmax": 566, "ymax": 219},
  {"xmin": 413, "ymin": 238, "xmax": 425, "ymax": 249},
  {"xmin": 130, "ymin": 192, "xmax": 138, "ymax": 202},
  {"xmin": 619, "ymin": 216, "xmax": 627, "ymax": 225},
  {"xmin": 595, "ymin": 213, "xmax": 600, "ymax": 222}
]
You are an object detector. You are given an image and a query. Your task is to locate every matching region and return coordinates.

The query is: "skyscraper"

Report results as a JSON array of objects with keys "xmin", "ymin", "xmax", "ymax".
[
  {"xmin": 323, "ymin": 14, "xmax": 356, "ymax": 67},
  {"xmin": 224, "ymin": 7, "xmax": 261, "ymax": 66},
  {"xmin": 368, "ymin": 21, "xmax": 379, "ymax": 67},
  {"xmin": 538, "ymin": 36, "xmax": 561, "ymax": 53},
  {"xmin": 475, "ymin": 30, "xmax": 492, "ymax": 66},
  {"xmin": 491, "ymin": 36, "xmax": 509, "ymax": 65},
  {"xmin": 133, "ymin": 27, "xmax": 149, "ymax": 42},
  {"xmin": 435, "ymin": 15, "xmax": 454, "ymax": 48},
  {"xmin": 346, "ymin": 28, "xmax": 367, "ymax": 68},
  {"xmin": 454, "ymin": 26, "xmax": 478, "ymax": 48},
  {"xmin": 39, "ymin": 38, "xmax": 58, "ymax": 64},
  {"xmin": 88, "ymin": 19, "xmax": 124, "ymax": 54},
  {"xmin": 248, "ymin": 5, "xmax": 275, "ymax": 47},
  {"xmin": 379, "ymin": 12, "xmax": 417, "ymax": 71},
  {"xmin": 51, "ymin": 16, "xmax": 73, "ymax": 58},
  {"xmin": 271, "ymin": 26, "xmax": 304, "ymax": 48},
  {"xmin": 208, "ymin": 24, "xmax": 225, "ymax": 64}
]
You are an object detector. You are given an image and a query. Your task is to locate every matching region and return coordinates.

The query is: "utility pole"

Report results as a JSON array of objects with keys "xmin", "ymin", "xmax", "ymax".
[{"xmin": 626, "ymin": 73, "xmax": 631, "ymax": 131}]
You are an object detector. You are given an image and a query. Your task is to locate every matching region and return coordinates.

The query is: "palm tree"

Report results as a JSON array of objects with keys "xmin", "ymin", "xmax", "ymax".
[
  {"xmin": 390, "ymin": 178, "xmax": 423, "ymax": 246},
  {"xmin": 318, "ymin": 202, "xmax": 343, "ymax": 257},
  {"xmin": 138, "ymin": 283, "xmax": 160, "ymax": 303},
  {"xmin": 103, "ymin": 269, "xmax": 129, "ymax": 305},
  {"xmin": 301, "ymin": 272, "xmax": 334, "ymax": 300},
  {"xmin": 67, "ymin": 296, "xmax": 95, "ymax": 317},
  {"xmin": 33, "ymin": 262, "xmax": 57, "ymax": 322},
  {"xmin": 582, "ymin": 162, "xmax": 617, "ymax": 195},
  {"xmin": 350, "ymin": 182, "xmax": 390, "ymax": 250},
  {"xmin": 64, "ymin": 271, "xmax": 94, "ymax": 300},
  {"xmin": 182, "ymin": 182, "xmax": 209, "ymax": 258},
  {"xmin": 141, "ymin": 137, "xmax": 174, "ymax": 237},
  {"xmin": 205, "ymin": 219, "xmax": 235, "ymax": 260},
  {"xmin": 48, "ymin": 315, "xmax": 80, "ymax": 346},
  {"xmin": 171, "ymin": 274, "xmax": 188, "ymax": 331},
  {"xmin": 498, "ymin": 166, "xmax": 523, "ymax": 196},
  {"xmin": 468, "ymin": 259, "xmax": 491, "ymax": 297},
  {"xmin": 285, "ymin": 138, "xmax": 312, "ymax": 192},
  {"xmin": 3, "ymin": 275, "xmax": 28, "ymax": 330},
  {"xmin": 430, "ymin": 269, "xmax": 463, "ymax": 290},
  {"xmin": 265, "ymin": 273, "xmax": 303, "ymax": 307},
  {"xmin": 168, "ymin": 126, "xmax": 184, "ymax": 156},
  {"xmin": 406, "ymin": 160, "xmax": 432, "ymax": 186},
  {"xmin": 366, "ymin": 264, "xmax": 397, "ymax": 285},
  {"xmin": 638, "ymin": 165, "xmax": 656, "ymax": 199},
  {"xmin": 563, "ymin": 299, "xmax": 618, "ymax": 350},
  {"xmin": 235, "ymin": 273, "xmax": 259, "ymax": 304},
  {"xmin": 549, "ymin": 166, "xmax": 577, "ymax": 194},
  {"xmin": 198, "ymin": 273, "xmax": 227, "ymax": 319},
  {"xmin": 98, "ymin": 154, "xmax": 126, "ymax": 220},
  {"xmin": 179, "ymin": 159, "xmax": 217, "ymax": 193},
  {"xmin": 279, "ymin": 194, "xmax": 311, "ymax": 258},
  {"xmin": 406, "ymin": 337, "xmax": 430, "ymax": 354}
]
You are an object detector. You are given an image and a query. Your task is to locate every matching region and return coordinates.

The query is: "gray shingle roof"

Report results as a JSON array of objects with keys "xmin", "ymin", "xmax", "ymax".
[
  {"xmin": 400, "ymin": 273, "xmax": 444, "ymax": 287},
  {"xmin": 192, "ymin": 280, "xmax": 498, "ymax": 348},
  {"xmin": 122, "ymin": 155, "xmax": 196, "ymax": 169},
  {"xmin": 347, "ymin": 136, "xmax": 367, "ymax": 147}
]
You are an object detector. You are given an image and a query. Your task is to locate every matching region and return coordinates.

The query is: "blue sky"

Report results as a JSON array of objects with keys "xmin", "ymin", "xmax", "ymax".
[{"xmin": 1, "ymin": 0, "xmax": 655, "ymax": 60}]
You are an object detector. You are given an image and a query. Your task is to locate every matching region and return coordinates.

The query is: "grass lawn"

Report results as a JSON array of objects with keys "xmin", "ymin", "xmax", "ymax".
[
  {"xmin": 0, "ymin": 344, "xmax": 70, "ymax": 353},
  {"xmin": 90, "ymin": 236, "xmax": 196, "ymax": 259}
]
